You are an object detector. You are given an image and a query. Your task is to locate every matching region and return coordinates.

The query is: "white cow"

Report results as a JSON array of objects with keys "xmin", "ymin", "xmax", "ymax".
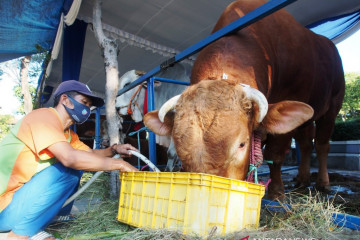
[{"xmin": 115, "ymin": 63, "xmax": 190, "ymax": 170}]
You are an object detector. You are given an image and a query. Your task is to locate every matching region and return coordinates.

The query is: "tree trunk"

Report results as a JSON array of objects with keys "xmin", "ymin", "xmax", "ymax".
[
  {"xmin": 93, "ymin": 0, "xmax": 121, "ymax": 200},
  {"xmin": 20, "ymin": 55, "xmax": 33, "ymax": 114}
]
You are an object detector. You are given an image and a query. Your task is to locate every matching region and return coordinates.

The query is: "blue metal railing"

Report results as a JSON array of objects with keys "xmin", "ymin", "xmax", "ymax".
[
  {"xmin": 95, "ymin": 107, "xmax": 103, "ymax": 149},
  {"xmin": 146, "ymin": 76, "xmax": 190, "ymax": 165}
]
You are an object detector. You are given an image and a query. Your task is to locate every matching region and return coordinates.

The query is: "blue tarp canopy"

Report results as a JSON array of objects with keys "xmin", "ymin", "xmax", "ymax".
[
  {"xmin": 0, "ymin": 0, "xmax": 73, "ymax": 62},
  {"xmin": 308, "ymin": 10, "xmax": 360, "ymax": 42}
]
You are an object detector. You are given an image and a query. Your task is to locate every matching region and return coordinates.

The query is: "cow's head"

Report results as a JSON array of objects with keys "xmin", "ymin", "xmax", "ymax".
[
  {"xmin": 116, "ymin": 70, "xmax": 146, "ymax": 122},
  {"xmin": 144, "ymin": 80, "xmax": 313, "ymax": 180}
]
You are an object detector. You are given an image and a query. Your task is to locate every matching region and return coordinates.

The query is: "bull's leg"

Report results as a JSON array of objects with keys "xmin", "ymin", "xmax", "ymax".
[
  {"xmin": 264, "ymin": 134, "xmax": 292, "ymax": 200},
  {"xmin": 293, "ymin": 123, "xmax": 315, "ymax": 188},
  {"xmin": 314, "ymin": 116, "xmax": 335, "ymax": 191}
]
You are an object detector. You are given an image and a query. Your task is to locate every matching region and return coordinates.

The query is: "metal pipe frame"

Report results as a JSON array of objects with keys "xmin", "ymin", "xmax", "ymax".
[
  {"xmin": 115, "ymin": 0, "xmax": 297, "ymax": 165},
  {"xmin": 152, "ymin": 76, "xmax": 190, "ymax": 86},
  {"xmin": 146, "ymin": 76, "xmax": 190, "ymax": 166},
  {"xmin": 95, "ymin": 107, "xmax": 102, "ymax": 149},
  {"xmin": 147, "ymin": 77, "xmax": 157, "ymax": 165},
  {"xmin": 117, "ymin": 0, "xmax": 297, "ymax": 98}
]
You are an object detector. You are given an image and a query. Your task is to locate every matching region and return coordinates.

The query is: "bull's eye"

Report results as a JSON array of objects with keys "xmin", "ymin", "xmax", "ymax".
[{"xmin": 239, "ymin": 142, "xmax": 246, "ymax": 148}]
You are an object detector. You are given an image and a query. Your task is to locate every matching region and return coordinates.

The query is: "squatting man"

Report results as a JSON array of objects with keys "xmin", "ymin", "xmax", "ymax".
[{"xmin": 0, "ymin": 80, "xmax": 139, "ymax": 240}]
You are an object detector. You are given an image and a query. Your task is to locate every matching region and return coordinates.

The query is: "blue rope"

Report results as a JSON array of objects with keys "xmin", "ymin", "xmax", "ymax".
[
  {"xmin": 264, "ymin": 160, "xmax": 273, "ymax": 164},
  {"xmin": 247, "ymin": 160, "xmax": 273, "ymax": 184},
  {"xmin": 129, "ymin": 127, "xmax": 150, "ymax": 170},
  {"xmin": 128, "ymin": 126, "xmax": 150, "ymax": 136},
  {"xmin": 247, "ymin": 164, "xmax": 259, "ymax": 184}
]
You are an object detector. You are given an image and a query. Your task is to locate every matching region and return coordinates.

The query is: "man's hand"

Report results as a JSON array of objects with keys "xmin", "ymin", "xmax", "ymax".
[
  {"xmin": 118, "ymin": 159, "xmax": 139, "ymax": 172},
  {"xmin": 112, "ymin": 143, "xmax": 139, "ymax": 158}
]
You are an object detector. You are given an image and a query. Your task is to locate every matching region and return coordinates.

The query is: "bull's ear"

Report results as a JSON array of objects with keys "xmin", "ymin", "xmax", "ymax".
[
  {"xmin": 261, "ymin": 101, "xmax": 314, "ymax": 134},
  {"xmin": 144, "ymin": 110, "xmax": 175, "ymax": 136}
]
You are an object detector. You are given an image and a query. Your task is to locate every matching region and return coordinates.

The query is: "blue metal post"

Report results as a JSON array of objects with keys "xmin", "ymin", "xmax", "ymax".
[
  {"xmin": 173, "ymin": 0, "xmax": 297, "ymax": 63},
  {"xmin": 95, "ymin": 107, "xmax": 102, "ymax": 149},
  {"xmin": 147, "ymin": 77, "xmax": 157, "ymax": 167}
]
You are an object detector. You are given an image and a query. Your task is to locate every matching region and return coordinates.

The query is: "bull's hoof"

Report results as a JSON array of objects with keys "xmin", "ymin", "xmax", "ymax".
[
  {"xmin": 294, "ymin": 174, "xmax": 311, "ymax": 189},
  {"xmin": 294, "ymin": 181, "xmax": 311, "ymax": 189},
  {"xmin": 314, "ymin": 184, "xmax": 331, "ymax": 193},
  {"xmin": 291, "ymin": 182, "xmax": 311, "ymax": 195},
  {"xmin": 267, "ymin": 183, "xmax": 285, "ymax": 200},
  {"xmin": 267, "ymin": 191, "xmax": 285, "ymax": 200}
]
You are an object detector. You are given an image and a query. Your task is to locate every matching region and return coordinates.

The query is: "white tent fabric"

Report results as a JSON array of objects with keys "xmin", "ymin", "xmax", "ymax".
[{"xmin": 45, "ymin": 0, "xmax": 84, "ymax": 78}]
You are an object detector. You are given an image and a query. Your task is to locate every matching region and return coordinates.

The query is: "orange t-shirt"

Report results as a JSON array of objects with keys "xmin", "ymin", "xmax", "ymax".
[{"xmin": 0, "ymin": 108, "xmax": 90, "ymax": 210}]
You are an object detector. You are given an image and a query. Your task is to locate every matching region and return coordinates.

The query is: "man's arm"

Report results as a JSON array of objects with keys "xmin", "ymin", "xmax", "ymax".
[
  {"xmin": 90, "ymin": 143, "xmax": 139, "ymax": 158},
  {"xmin": 48, "ymin": 141, "xmax": 138, "ymax": 172},
  {"xmin": 89, "ymin": 147, "xmax": 113, "ymax": 157}
]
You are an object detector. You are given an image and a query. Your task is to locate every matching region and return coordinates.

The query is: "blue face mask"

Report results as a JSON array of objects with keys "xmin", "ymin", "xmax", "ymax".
[{"xmin": 63, "ymin": 95, "xmax": 91, "ymax": 124}]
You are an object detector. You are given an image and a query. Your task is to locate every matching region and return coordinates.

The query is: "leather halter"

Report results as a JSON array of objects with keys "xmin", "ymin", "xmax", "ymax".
[{"xmin": 127, "ymin": 84, "xmax": 144, "ymax": 115}]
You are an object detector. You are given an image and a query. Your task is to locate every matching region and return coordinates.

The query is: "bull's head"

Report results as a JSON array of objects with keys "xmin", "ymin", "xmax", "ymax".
[
  {"xmin": 144, "ymin": 80, "xmax": 313, "ymax": 180},
  {"xmin": 116, "ymin": 70, "xmax": 146, "ymax": 122}
]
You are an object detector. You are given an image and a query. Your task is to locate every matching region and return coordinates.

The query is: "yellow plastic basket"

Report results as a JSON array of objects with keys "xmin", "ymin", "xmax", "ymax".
[{"xmin": 117, "ymin": 172, "xmax": 265, "ymax": 236}]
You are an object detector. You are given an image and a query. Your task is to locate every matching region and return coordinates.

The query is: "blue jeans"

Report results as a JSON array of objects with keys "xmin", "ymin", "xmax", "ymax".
[{"xmin": 0, "ymin": 162, "xmax": 82, "ymax": 236}]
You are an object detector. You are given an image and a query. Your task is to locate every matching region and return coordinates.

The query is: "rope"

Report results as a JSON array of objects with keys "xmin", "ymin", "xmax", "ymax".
[
  {"xmin": 128, "ymin": 126, "xmax": 150, "ymax": 136},
  {"xmin": 129, "ymin": 127, "xmax": 150, "ymax": 170},
  {"xmin": 246, "ymin": 130, "xmax": 272, "ymax": 188},
  {"xmin": 247, "ymin": 164, "xmax": 259, "ymax": 184},
  {"xmin": 246, "ymin": 131, "xmax": 263, "ymax": 183},
  {"xmin": 127, "ymin": 85, "xmax": 143, "ymax": 115}
]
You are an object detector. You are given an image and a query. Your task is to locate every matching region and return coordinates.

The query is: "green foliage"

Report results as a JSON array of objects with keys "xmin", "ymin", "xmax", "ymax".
[
  {"xmin": 0, "ymin": 52, "xmax": 47, "ymax": 115},
  {"xmin": 333, "ymin": 73, "xmax": 360, "ymax": 140},
  {"xmin": 34, "ymin": 45, "xmax": 51, "ymax": 67},
  {"xmin": 332, "ymin": 117, "xmax": 360, "ymax": 141},
  {"xmin": 0, "ymin": 114, "xmax": 15, "ymax": 140},
  {"xmin": 337, "ymin": 73, "xmax": 360, "ymax": 120}
]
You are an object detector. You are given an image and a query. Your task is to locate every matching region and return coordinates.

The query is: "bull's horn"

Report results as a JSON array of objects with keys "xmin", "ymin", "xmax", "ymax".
[
  {"xmin": 158, "ymin": 95, "xmax": 181, "ymax": 122},
  {"xmin": 240, "ymin": 84, "xmax": 268, "ymax": 122}
]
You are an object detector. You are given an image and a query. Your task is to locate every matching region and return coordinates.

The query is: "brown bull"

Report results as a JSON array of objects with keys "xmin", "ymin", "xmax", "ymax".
[{"xmin": 144, "ymin": 0, "xmax": 345, "ymax": 199}]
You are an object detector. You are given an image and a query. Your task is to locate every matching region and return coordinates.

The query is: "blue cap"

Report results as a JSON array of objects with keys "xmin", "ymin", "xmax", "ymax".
[{"xmin": 53, "ymin": 80, "xmax": 104, "ymax": 107}]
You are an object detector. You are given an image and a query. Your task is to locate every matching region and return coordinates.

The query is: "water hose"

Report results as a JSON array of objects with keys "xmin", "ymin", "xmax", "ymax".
[
  {"xmin": 128, "ymin": 150, "xmax": 160, "ymax": 172},
  {"xmin": 63, "ymin": 171, "xmax": 104, "ymax": 207},
  {"xmin": 63, "ymin": 151, "xmax": 160, "ymax": 207}
]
